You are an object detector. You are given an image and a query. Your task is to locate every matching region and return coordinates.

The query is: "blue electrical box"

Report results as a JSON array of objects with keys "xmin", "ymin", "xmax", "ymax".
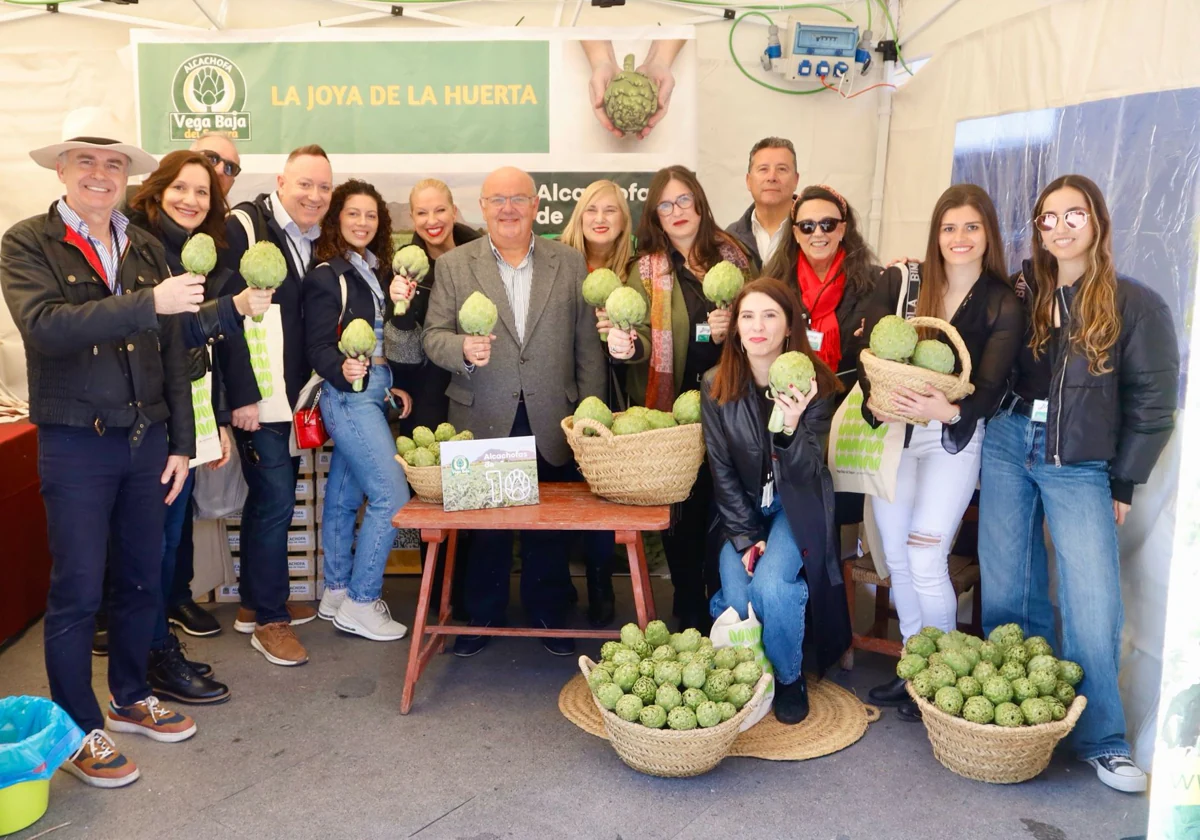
[
  {"xmin": 790, "ymin": 22, "xmax": 859, "ymax": 58},
  {"xmin": 797, "ymin": 59, "xmax": 813, "ymax": 77},
  {"xmin": 815, "ymin": 60, "xmax": 832, "ymax": 78}
]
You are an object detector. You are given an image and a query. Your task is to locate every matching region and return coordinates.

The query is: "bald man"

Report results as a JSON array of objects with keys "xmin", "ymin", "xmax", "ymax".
[
  {"xmin": 191, "ymin": 133, "xmax": 241, "ymax": 197},
  {"xmin": 424, "ymin": 167, "xmax": 606, "ymax": 656}
]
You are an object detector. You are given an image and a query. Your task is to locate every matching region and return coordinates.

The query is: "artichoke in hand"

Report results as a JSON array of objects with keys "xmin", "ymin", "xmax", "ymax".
[
  {"xmin": 765, "ymin": 351, "xmax": 816, "ymax": 433},
  {"xmin": 239, "ymin": 241, "xmax": 288, "ymax": 322},
  {"xmin": 181, "ymin": 233, "xmax": 217, "ymax": 276},
  {"xmin": 459, "ymin": 291, "xmax": 499, "ymax": 336},
  {"xmin": 338, "ymin": 318, "xmax": 377, "ymax": 392},
  {"xmin": 391, "ymin": 245, "xmax": 431, "ymax": 316},
  {"xmin": 603, "ymin": 54, "xmax": 659, "ymax": 134}
]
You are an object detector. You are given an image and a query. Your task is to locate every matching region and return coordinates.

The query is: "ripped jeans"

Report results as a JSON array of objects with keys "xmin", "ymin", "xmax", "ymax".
[{"xmin": 871, "ymin": 420, "xmax": 983, "ymax": 640}]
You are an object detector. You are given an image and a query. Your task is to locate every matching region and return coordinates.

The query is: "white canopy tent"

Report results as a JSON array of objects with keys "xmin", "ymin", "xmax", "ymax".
[{"xmin": 0, "ymin": 0, "xmax": 1193, "ymax": 768}]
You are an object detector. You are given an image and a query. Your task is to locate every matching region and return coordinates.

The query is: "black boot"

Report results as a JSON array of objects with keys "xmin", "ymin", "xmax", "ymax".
[
  {"xmin": 92, "ymin": 620, "xmax": 109, "ymax": 657},
  {"xmin": 586, "ymin": 568, "xmax": 616, "ymax": 629},
  {"xmin": 176, "ymin": 638, "xmax": 213, "ymax": 677},
  {"xmin": 896, "ymin": 701, "xmax": 922, "ymax": 722},
  {"xmin": 868, "ymin": 676, "xmax": 910, "ymax": 707},
  {"xmin": 774, "ymin": 673, "xmax": 810, "ymax": 725},
  {"xmin": 149, "ymin": 635, "xmax": 230, "ymax": 705}
]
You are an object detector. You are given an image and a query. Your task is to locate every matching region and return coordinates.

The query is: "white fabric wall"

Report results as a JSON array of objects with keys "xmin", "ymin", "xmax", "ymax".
[{"xmin": 880, "ymin": 0, "xmax": 1197, "ymax": 764}]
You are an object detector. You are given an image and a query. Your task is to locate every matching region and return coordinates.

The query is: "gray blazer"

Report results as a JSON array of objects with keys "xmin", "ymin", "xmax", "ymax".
[{"xmin": 423, "ymin": 235, "xmax": 606, "ymax": 467}]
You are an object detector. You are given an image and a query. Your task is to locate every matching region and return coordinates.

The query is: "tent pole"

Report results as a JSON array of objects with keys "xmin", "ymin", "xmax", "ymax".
[{"xmin": 865, "ymin": 0, "xmax": 898, "ymax": 253}]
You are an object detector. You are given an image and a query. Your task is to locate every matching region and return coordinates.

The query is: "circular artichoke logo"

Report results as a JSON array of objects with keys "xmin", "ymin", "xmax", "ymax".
[{"xmin": 172, "ymin": 53, "xmax": 247, "ymax": 115}]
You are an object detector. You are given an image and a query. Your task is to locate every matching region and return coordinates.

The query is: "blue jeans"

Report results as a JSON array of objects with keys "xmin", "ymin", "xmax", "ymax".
[
  {"xmin": 39, "ymin": 423, "xmax": 168, "ymax": 732},
  {"xmin": 710, "ymin": 498, "xmax": 809, "ymax": 684},
  {"xmin": 320, "ymin": 365, "xmax": 409, "ymax": 603},
  {"xmin": 979, "ymin": 410, "xmax": 1126, "ymax": 760},
  {"xmin": 233, "ymin": 422, "xmax": 298, "ymax": 626},
  {"xmin": 153, "ymin": 468, "xmax": 196, "ymax": 650}
]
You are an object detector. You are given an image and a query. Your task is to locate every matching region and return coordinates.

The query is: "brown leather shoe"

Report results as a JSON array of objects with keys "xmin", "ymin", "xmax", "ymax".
[
  {"xmin": 251, "ymin": 622, "xmax": 309, "ymax": 666},
  {"xmin": 286, "ymin": 602, "xmax": 317, "ymax": 626},
  {"xmin": 235, "ymin": 603, "xmax": 317, "ymax": 634}
]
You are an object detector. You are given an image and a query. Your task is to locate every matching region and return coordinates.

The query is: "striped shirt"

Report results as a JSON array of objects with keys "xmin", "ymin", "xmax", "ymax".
[
  {"xmin": 489, "ymin": 234, "xmax": 536, "ymax": 343},
  {"xmin": 56, "ymin": 198, "xmax": 129, "ymax": 294},
  {"xmin": 269, "ymin": 193, "xmax": 320, "ymax": 274}
]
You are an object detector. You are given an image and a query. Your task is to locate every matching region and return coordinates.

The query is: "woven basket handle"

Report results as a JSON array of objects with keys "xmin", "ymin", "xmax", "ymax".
[
  {"xmin": 572, "ymin": 416, "xmax": 615, "ymax": 440},
  {"xmin": 907, "ymin": 316, "xmax": 972, "ymax": 390},
  {"xmin": 1061, "ymin": 694, "xmax": 1088, "ymax": 728}
]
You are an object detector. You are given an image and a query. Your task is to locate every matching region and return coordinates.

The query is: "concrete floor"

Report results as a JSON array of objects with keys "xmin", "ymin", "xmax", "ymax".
[{"xmin": 0, "ymin": 577, "xmax": 1149, "ymax": 840}]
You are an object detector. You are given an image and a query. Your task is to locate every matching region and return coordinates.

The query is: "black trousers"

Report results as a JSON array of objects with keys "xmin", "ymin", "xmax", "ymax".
[
  {"xmin": 662, "ymin": 462, "xmax": 718, "ymax": 631},
  {"xmin": 40, "ymin": 423, "xmax": 168, "ymax": 732},
  {"xmin": 463, "ymin": 400, "xmax": 575, "ymax": 628}
]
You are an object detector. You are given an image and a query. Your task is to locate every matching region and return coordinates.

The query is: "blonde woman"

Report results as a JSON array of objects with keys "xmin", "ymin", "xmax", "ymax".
[
  {"xmin": 386, "ymin": 178, "xmax": 482, "ymax": 431},
  {"xmin": 560, "ymin": 180, "xmax": 635, "ymax": 627}
]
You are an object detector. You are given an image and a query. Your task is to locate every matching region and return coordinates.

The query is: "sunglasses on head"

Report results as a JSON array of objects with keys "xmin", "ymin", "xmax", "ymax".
[
  {"xmin": 794, "ymin": 217, "xmax": 843, "ymax": 235},
  {"xmin": 1034, "ymin": 210, "xmax": 1089, "ymax": 231},
  {"xmin": 200, "ymin": 149, "xmax": 241, "ymax": 178}
]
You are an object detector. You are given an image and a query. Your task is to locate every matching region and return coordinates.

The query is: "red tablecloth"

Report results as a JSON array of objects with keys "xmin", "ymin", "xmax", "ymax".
[{"xmin": 0, "ymin": 420, "xmax": 51, "ymax": 645}]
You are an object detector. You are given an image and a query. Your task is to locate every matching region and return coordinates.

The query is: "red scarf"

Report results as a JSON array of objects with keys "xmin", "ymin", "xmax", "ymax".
[{"xmin": 796, "ymin": 248, "xmax": 846, "ymax": 372}]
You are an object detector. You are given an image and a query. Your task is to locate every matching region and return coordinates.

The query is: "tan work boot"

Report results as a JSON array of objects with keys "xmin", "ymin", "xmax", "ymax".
[
  {"xmin": 235, "ymin": 602, "xmax": 318, "ymax": 634},
  {"xmin": 251, "ymin": 621, "xmax": 309, "ymax": 666}
]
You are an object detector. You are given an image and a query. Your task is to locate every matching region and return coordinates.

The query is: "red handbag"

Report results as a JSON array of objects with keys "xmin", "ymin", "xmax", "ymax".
[{"xmin": 294, "ymin": 384, "xmax": 328, "ymax": 449}]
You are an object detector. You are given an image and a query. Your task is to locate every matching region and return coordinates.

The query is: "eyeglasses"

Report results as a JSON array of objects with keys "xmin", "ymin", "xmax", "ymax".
[
  {"xmin": 794, "ymin": 217, "xmax": 843, "ymax": 235},
  {"xmin": 655, "ymin": 193, "xmax": 694, "ymax": 216},
  {"xmin": 482, "ymin": 195, "xmax": 534, "ymax": 209},
  {"xmin": 1034, "ymin": 210, "xmax": 1089, "ymax": 232},
  {"xmin": 200, "ymin": 150, "xmax": 241, "ymax": 178}
]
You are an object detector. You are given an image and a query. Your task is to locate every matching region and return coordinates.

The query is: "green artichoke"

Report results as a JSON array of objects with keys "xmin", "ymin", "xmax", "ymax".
[{"xmin": 602, "ymin": 54, "xmax": 659, "ymax": 134}]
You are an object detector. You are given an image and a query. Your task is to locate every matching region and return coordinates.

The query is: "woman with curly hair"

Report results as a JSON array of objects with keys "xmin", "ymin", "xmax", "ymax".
[{"xmin": 304, "ymin": 179, "xmax": 410, "ymax": 642}]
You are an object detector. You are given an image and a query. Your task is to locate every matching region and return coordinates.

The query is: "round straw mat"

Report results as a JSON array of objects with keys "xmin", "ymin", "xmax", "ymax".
[{"xmin": 559, "ymin": 674, "xmax": 879, "ymax": 761}]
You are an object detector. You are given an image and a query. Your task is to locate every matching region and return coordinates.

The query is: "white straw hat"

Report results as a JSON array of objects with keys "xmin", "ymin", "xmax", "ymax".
[{"xmin": 29, "ymin": 107, "xmax": 158, "ymax": 176}]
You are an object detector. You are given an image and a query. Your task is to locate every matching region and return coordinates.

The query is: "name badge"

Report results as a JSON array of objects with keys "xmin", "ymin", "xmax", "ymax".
[
  {"xmin": 695, "ymin": 323, "xmax": 712, "ymax": 343},
  {"xmin": 1031, "ymin": 399, "xmax": 1049, "ymax": 423},
  {"xmin": 806, "ymin": 329, "xmax": 824, "ymax": 351},
  {"xmin": 760, "ymin": 478, "xmax": 774, "ymax": 509}
]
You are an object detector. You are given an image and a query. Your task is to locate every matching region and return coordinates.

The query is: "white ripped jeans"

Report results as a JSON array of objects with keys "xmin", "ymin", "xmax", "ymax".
[{"xmin": 872, "ymin": 420, "xmax": 983, "ymax": 641}]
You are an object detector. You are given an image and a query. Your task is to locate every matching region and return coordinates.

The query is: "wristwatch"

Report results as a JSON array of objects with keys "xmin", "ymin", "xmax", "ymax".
[{"xmin": 947, "ymin": 411, "xmax": 962, "ymax": 425}]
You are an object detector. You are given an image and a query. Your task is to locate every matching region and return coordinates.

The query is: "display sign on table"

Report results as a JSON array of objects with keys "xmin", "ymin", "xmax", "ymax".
[{"xmin": 440, "ymin": 436, "xmax": 539, "ymax": 512}]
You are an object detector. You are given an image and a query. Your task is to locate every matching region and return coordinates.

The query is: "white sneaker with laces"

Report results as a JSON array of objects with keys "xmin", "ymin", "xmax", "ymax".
[
  {"xmin": 333, "ymin": 598, "xmax": 408, "ymax": 641},
  {"xmin": 318, "ymin": 586, "xmax": 347, "ymax": 620},
  {"xmin": 1087, "ymin": 754, "xmax": 1147, "ymax": 793}
]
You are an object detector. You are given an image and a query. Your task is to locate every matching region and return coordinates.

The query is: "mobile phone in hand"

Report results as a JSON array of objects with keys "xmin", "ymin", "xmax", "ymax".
[{"xmin": 747, "ymin": 544, "xmax": 763, "ymax": 574}]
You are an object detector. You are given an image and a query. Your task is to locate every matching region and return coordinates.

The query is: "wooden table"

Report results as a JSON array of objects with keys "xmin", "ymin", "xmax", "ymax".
[{"xmin": 391, "ymin": 483, "xmax": 670, "ymax": 714}]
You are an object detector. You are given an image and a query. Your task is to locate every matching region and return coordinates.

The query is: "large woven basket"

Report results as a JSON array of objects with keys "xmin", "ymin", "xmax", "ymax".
[
  {"xmin": 580, "ymin": 657, "xmax": 771, "ymax": 777},
  {"xmin": 561, "ymin": 416, "xmax": 705, "ymax": 506},
  {"xmin": 860, "ymin": 316, "xmax": 976, "ymax": 426},
  {"xmin": 907, "ymin": 684, "xmax": 1087, "ymax": 783},
  {"xmin": 395, "ymin": 454, "xmax": 443, "ymax": 504}
]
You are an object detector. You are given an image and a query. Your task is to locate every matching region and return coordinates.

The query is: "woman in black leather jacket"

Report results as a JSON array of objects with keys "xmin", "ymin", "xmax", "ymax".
[
  {"xmin": 702, "ymin": 278, "xmax": 850, "ymax": 724},
  {"xmin": 979, "ymin": 174, "xmax": 1179, "ymax": 793}
]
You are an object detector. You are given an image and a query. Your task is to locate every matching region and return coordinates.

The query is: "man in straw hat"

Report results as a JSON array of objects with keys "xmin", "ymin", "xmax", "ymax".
[{"xmin": 1, "ymin": 107, "xmax": 206, "ymax": 788}]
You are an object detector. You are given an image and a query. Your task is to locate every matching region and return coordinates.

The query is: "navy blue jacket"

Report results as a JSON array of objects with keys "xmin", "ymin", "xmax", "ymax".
[
  {"xmin": 303, "ymin": 255, "xmax": 395, "ymax": 393},
  {"xmin": 215, "ymin": 193, "xmax": 311, "ymax": 413}
]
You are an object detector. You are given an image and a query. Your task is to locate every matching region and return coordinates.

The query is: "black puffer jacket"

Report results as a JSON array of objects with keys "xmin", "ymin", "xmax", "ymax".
[
  {"xmin": 1011, "ymin": 259, "xmax": 1179, "ymax": 502},
  {"xmin": 701, "ymin": 371, "xmax": 851, "ymax": 675},
  {"xmin": 1, "ymin": 202, "xmax": 193, "ymax": 455}
]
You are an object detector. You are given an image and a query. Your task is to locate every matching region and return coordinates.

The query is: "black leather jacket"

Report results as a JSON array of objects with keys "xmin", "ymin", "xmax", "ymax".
[
  {"xmin": 701, "ymin": 371, "xmax": 851, "ymax": 675},
  {"xmin": 1010, "ymin": 260, "xmax": 1179, "ymax": 502},
  {"xmin": 1, "ymin": 202, "xmax": 194, "ymax": 455}
]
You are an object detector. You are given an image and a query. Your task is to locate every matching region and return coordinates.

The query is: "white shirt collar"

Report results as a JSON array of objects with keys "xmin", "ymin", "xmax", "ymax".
[
  {"xmin": 488, "ymin": 234, "xmax": 535, "ymax": 269},
  {"xmin": 270, "ymin": 192, "xmax": 320, "ymax": 242}
]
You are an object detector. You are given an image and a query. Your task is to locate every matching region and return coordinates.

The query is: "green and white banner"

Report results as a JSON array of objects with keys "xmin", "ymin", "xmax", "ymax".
[{"xmin": 133, "ymin": 27, "xmax": 696, "ymax": 235}]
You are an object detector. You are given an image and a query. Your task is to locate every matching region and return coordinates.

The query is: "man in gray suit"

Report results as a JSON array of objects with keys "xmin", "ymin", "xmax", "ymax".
[{"xmin": 424, "ymin": 166, "xmax": 606, "ymax": 657}]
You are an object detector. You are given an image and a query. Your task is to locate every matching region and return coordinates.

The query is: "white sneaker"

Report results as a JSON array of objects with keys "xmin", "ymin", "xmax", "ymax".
[
  {"xmin": 333, "ymin": 598, "xmax": 408, "ymax": 641},
  {"xmin": 1087, "ymin": 755, "xmax": 1148, "ymax": 793},
  {"xmin": 318, "ymin": 586, "xmax": 347, "ymax": 620}
]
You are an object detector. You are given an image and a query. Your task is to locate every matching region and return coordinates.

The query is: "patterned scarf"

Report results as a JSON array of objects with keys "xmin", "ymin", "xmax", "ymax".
[
  {"xmin": 796, "ymin": 248, "xmax": 846, "ymax": 372},
  {"xmin": 639, "ymin": 239, "xmax": 750, "ymax": 411}
]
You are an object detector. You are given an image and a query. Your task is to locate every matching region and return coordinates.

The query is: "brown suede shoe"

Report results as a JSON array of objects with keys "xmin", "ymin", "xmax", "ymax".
[
  {"xmin": 235, "ymin": 603, "xmax": 318, "ymax": 634},
  {"xmin": 251, "ymin": 621, "xmax": 309, "ymax": 666},
  {"xmin": 62, "ymin": 730, "xmax": 140, "ymax": 788}
]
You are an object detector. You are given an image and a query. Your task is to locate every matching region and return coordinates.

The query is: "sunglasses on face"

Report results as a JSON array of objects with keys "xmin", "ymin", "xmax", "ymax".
[
  {"xmin": 794, "ymin": 217, "xmax": 843, "ymax": 235},
  {"xmin": 200, "ymin": 150, "xmax": 241, "ymax": 178},
  {"xmin": 1034, "ymin": 210, "xmax": 1089, "ymax": 232}
]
